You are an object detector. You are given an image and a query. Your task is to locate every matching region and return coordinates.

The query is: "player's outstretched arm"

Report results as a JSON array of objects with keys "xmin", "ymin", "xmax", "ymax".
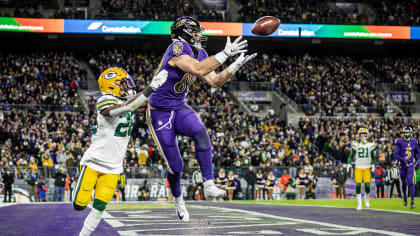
[
  {"xmin": 201, "ymin": 52, "xmax": 258, "ymax": 88},
  {"xmin": 170, "ymin": 36, "xmax": 247, "ymax": 78},
  {"xmin": 101, "ymin": 70, "xmax": 168, "ymax": 117}
]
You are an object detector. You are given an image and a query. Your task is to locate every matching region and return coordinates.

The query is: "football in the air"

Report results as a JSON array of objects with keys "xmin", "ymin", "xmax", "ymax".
[{"xmin": 251, "ymin": 16, "xmax": 281, "ymax": 36}]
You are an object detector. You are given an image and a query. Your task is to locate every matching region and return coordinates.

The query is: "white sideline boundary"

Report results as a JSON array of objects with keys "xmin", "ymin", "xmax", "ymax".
[{"xmin": 192, "ymin": 205, "xmax": 412, "ymax": 236}]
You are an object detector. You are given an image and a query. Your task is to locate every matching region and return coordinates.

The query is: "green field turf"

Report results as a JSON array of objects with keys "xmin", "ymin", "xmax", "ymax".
[{"xmin": 237, "ymin": 198, "xmax": 420, "ymax": 213}]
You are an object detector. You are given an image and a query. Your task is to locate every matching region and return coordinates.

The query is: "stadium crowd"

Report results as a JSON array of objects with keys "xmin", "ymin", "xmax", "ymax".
[
  {"xmin": 236, "ymin": 54, "xmax": 420, "ymax": 115},
  {"xmin": 0, "ymin": 52, "xmax": 86, "ymax": 111},
  {"xmin": 0, "ymin": 48, "xmax": 419, "ymax": 201},
  {"xmin": 1, "ymin": 0, "xmax": 419, "ymax": 26}
]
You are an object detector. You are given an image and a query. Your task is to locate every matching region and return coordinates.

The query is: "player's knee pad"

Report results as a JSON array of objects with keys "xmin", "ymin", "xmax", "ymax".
[
  {"xmin": 365, "ymin": 183, "xmax": 370, "ymax": 193},
  {"xmin": 168, "ymin": 158, "xmax": 184, "ymax": 174},
  {"xmin": 356, "ymin": 183, "xmax": 362, "ymax": 194},
  {"xmin": 73, "ymin": 202, "xmax": 87, "ymax": 211},
  {"xmin": 193, "ymin": 129, "xmax": 211, "ymax": 152},
  {"xmin": 93, "ymin": 199, "xmax": 107, "ymax": 211}
]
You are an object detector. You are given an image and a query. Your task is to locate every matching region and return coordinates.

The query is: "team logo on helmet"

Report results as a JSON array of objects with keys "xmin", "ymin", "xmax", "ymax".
[
  {"xmin": 97, "ymin": 67, "xmax": 136, "ymax": 99},
  {"xmin": 171, "ymin": 16, "xmax": 207, "ymax": 49}
]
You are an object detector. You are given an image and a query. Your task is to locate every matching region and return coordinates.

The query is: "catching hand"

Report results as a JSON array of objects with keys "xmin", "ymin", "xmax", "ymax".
[
  {"xmin": 228, "ymin": 53, "xmax": 258, "ymax": 75},
  {"xmin": 223, "ymin": 36, "xmax": 248, "ymax": 57}
]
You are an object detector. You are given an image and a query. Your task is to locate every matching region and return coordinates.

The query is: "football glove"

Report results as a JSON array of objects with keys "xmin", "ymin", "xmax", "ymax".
[
  {"xmin": 228, "ymin": 52, "xmax": 258, "ymax": 75},
  {"xmin": 371, "ymin": 164, "xmax": 375, "ymax": 172},
  {"xmin": 346, "ymin": 165, "xmax": 351, "ymax": 173},
  {"xmin": 149, "ymin": 69, "xmax": 168, "ymax": 91},
  {"xmin": 215, "ymin": 36, "xmax": 248, "ymax": 64}
]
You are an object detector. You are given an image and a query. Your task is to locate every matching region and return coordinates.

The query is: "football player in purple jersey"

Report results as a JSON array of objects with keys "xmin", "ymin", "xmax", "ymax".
[
  {"xmin": 393, "ymin": 127, "xmax": 420, "ymax": 208},
  {"xmin": 147, "ymin": 16, "xmax": 257, "ymax": 221}
]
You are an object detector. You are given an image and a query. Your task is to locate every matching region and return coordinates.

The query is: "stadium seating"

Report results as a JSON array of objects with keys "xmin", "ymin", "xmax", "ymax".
[
  {"xmin": 0, "ymin": 52, "xmax": 87, "ymax": 111},
  {"xmin": 0, "ymin": 0, "xmax": 418, "ymax": 26}
]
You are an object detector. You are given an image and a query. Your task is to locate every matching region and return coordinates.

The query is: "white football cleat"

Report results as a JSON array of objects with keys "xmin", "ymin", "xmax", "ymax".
[
  {"xmin": 174, "ymin": 197, "xmax": 189, "ymax": 222},
  {"xmin": 364, "ymin": 195, "xmax": 370, "ymax": 208},
  {"xmin": 356, "ymin": 194, "xmax": 362, "ymax": 211},
  {"xmin": 203, "ymin": 180, "xmax": 226, "ymax": 199}
]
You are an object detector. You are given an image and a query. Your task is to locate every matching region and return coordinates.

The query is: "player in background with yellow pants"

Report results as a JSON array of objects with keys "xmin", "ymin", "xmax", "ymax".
[
  {"xmin": 72, "ymin": 67, "xmax": 167, "ymax": 236},
  {"xmin": 347, "ymin": 128, "xmax": 376, "ymax": 210}
]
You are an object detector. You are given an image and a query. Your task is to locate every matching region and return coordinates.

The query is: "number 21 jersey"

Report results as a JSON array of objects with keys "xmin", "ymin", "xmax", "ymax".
[
  {"xmin": 81, "ymin": 95, "xmax": 134, "ymax": 174},
  {"xmin": 351, "ymin": 142, "xmax": 376, "ymax": 169}
]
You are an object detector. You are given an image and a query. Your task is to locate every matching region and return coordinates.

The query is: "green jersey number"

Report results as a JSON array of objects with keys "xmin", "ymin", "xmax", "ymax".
[
  {"xmin": 357, "ymin": 147, "xmax": 369, "ymax": 158},
  {"xmin": 114, "ymin": 113, "xmax": 134, "ymax": 137}
]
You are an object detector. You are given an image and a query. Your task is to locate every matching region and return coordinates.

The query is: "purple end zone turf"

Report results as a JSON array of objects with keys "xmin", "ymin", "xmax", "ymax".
[{"xmin": 0, "ymin": 203, "xmax": 118, "ymax": 236}]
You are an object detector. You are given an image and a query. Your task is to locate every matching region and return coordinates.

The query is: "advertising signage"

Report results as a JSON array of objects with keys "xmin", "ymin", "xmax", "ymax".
[
  {"xmin": 0, "ymin": 17, "xmax": 417, "ymax": 40},
  {"xmin": 242, "ymin": 23, "xmax": 411, "ymax": 39},
  {"xmin": 0, "ymin": 17, "xmax": 63, "ymax": 33}
]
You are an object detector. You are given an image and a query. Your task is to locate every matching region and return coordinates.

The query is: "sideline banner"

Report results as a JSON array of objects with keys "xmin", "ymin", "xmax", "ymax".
[
  {"xmin": 242, "ymin": 23, "xmax": 411, "ymax": 39},
  {"xmin": 0, "ymin": 17, "xmax": 64, "ymax": 33},
  {"xmin": 0, "ymin": 17, "xmax": 416, "ymax": 40}
]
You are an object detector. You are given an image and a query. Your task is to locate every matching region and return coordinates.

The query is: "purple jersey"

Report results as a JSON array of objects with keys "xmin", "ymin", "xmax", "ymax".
[
  {"xmin": 394, "ymin": 138, "xmax": 420, "ymax": 167},
  {"xmin": 149, "ymin": 40, "xmax": 208, "ymax": 111}
]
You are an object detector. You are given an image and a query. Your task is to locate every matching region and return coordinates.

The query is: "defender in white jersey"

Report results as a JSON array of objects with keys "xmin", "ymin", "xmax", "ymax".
[
  {"xmin": 347, "ymin": 128, "xmax": 376, "ymax": 210},
  {"xmin": 80, "ymin": 94, "xmax": 135, "ymax": 174},
  {"xmin": 74, "ymin": 67, "xmax": 167, "ymax": 236}
]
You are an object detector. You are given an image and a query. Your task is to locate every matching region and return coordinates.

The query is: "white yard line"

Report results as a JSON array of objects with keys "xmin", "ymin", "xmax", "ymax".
[
  {"xmin": 230, "ymin": 202, "xmax": 420, "ymax": 215},
  {"xmin": 117, "ymin": 223, "xmax": 297, "ymax": 235},
  {"xmin": 192, "ymin": 205, "xmax": 412, "ymax": 236}
]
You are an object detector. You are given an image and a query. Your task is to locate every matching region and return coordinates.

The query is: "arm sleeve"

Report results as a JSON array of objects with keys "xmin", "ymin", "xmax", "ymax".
[
  {"xmin": 96, "ymin": 96, "xmax": 119, "ymax": 112},
  {"xmin": 108, "ymin": 94, "xmax": 148, "ymax": 117},
  {"xmin": 348, "ymin": 149, "xmax": 355, "ymax": 164}
]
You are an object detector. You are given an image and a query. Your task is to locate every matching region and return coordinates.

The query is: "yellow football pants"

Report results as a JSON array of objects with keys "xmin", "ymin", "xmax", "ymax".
[
  {"xmin": 72, "ymin": 165, "xmax": 119, "ymax": 211},
  {"xmin": 355, "ymin": 168, "xmax": 371, "ymax": 184}
]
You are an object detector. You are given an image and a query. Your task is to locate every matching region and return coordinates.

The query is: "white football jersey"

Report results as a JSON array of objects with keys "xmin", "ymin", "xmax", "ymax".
[
  {"xmin": 81, "ymin": 95, "xmax": 134, "ymax": 174},
  {"xmin": 351, "ymin": 141, "xmax": 376, "ymax": 169}
]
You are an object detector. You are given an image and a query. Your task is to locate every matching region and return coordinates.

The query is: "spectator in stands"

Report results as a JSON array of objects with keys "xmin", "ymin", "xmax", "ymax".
[
  {"xmin": 26, "ymin": 171, "xmax": 38, "ymax": 202},
  {"xmin": 296, "ymin": 168, "xmax": 308, "ymax": 200},
  {"xmin": 389, "ymin": 162, "xmax": 402, "ymax": 198},
  {"xmin": 304, "ymin": 160, "xmax": 313, "ymax": 173},
  {"xmin": 335, "ymin": 165, "xmax": 347, "ymax": 199},
  {"xmin": 285, "ymin": 178, "xmax": 296, "ymax": 200},
  {"xmin": 244, "ymin": 166, "xmax": 257, "ymax": 200},
  {"xmin": 53, "ymin": 167, "xmax": 66, "ymax": 202},
  {"xmin": 36, "ymin": 181, "xmax": 48, "ymax": 202},
  {"xmin": 374, "ymin": 164, "xmax": 386, "ymax": 198},
  {"xmin": 1, "ymin": 167, "xmax": 14, "ymax": 202}
]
